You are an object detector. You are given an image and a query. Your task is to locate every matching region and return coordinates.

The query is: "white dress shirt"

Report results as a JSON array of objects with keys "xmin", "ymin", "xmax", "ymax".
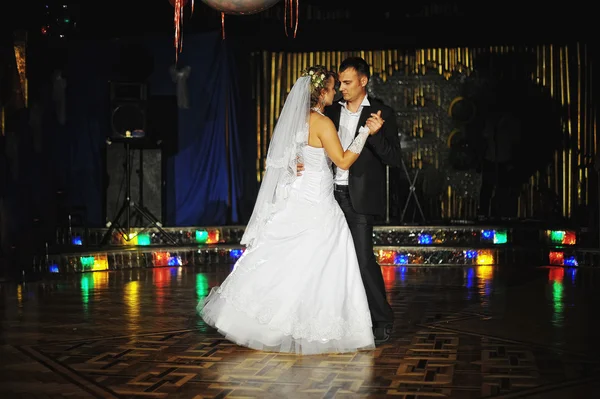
[{"xmin": 334, "ymin": 95, "xmax": 370, "ymax": 185}]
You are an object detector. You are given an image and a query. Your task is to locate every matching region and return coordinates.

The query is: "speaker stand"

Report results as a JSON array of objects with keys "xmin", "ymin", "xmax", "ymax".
[
  {"xmin": 400, "ymin": 158, "xmax": 425, "ymax": 224},
  {"xmin": 101, "ymin": 139, "xmax": 177, "ymax": 246}
]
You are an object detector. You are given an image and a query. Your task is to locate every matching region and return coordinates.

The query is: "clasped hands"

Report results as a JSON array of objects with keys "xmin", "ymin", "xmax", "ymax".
[{"xmin": 365, "ymin": 110, "xmax": 385, "ymax": 135}]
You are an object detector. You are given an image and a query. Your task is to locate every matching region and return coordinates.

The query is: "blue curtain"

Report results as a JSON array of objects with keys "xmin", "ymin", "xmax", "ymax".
[
  {"xmin": 151, "ymin": 33, "xmax": 235, "ymax": 225},
  {"xmin": 33, "ymin": 30, "xmax": 255, "ymax": 229},
  {"xmin": 146, "ymin": 32, "xmax": 255, "ymax": 225}
]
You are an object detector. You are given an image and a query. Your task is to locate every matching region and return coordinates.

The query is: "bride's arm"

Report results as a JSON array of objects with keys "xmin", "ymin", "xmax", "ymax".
[{"xmin": 316, "ymin": 117, "xmax": 371, "ymax": 170}]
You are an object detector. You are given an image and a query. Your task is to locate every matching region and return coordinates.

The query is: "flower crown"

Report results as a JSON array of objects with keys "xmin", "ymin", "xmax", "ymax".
[{"xmin": 301, "ymin": 67, "xmax": 328, "ymax": 90}]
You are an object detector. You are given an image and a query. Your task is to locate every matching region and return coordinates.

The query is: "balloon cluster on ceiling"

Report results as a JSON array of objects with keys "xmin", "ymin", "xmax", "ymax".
[{"xmin": 168, "ymin": 0, "xmax": 299, "ymax": 59}]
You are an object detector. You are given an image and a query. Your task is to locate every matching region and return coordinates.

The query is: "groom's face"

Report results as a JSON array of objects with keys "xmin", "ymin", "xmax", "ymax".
[{"xmin": 338, "ymin": 67, "xmax": 368, "ymax": 103}]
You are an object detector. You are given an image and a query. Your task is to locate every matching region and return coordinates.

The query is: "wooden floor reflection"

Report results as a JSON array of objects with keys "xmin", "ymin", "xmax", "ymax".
[{"xmin": 1, "ymin": 265, "xmax": 599, "ymax": 398}]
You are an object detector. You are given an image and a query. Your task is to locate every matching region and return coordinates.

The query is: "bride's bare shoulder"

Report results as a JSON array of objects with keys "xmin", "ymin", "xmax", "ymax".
[{"xmin": 309, "ymin": 112, "xmax": 334, "ymax": 127}]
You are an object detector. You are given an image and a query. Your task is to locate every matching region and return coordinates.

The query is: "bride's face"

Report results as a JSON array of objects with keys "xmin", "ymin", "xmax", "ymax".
[{"xmin": 322, "ymin": 76, "xmax": 336, "ymax": 106}]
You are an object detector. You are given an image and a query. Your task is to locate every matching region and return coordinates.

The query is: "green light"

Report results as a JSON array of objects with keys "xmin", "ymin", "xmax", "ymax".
[
  {"xmin": 81, "ymin": 274, "xmax": 93, "ymax": 301},
  {"xmin": 195, "ymin": 230, "xmax": 208, "ymax": 243},
  {"xmin": 81, "ymin": 274, "xmax": 93, "ymax": 315},
  {"xmin": 493, "ymin": 230, "xmax": 507, "ymax": 244},
  {"xmin": 550, "ymin": 230, "xmax": 565, "ymax": 243},
  {"xmin": 80, "ymin": 256, "xmax": 94, "ymax": 268},
  {"xmin": 196, "ymin": 273, "xmax": 208, "ymax": 298},
  {"xmin": 137, "ymin": 233, "xmax": 151, "ymax": 245},
  {"xmin": 552, "ymin": 280, "xmax": 564, "ymax": 324}
]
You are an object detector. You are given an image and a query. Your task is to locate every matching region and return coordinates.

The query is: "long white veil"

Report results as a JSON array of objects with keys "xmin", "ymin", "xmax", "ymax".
[{"xmin": 240, "ymin": 75, "xmax": 311, "ymax": 248}]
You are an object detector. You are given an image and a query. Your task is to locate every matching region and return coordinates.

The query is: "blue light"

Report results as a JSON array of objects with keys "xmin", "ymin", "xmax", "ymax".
[
  {"xmin": 230, "ymin": 249, "xmax": 244, "ymax": 260},
  {"xmin": 168, "ymin": 256, "xmax": 182, "ymax": 266},
  {"xmin": 564, "ymin": 256, "xmax": 578, "ymax": 267},
  {"xmin": 481, "ymin": 230, "xmax": 494, "ymax": 240},
  {"xmin": 394, "ymin": 253, "xmax": 409, "ymax": 264},
  {"xmin": 71, "ymin": 236, "xmax": 82, "ymax": 245},
  {"xmin": 465, "ymin": 267, "xmax": 474, "ymax": 289},
  {"xmin": 418, "ymin": 234, "xmax": 432, "ymax": 245},
  {"xmin": 398, "ymin": 266, "xmax": 407, "ymax": 281}
]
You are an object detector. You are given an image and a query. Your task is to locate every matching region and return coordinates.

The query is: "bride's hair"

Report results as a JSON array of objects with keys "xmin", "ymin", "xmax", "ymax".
[{"xmin": 300, "ymin": 65, "xmax": 337, "ymax": 108}]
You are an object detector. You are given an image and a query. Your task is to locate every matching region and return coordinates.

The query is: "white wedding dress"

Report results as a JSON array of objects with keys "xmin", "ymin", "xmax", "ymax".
[{"xmin": 198, "ymin": 145, "xmax": 375, "ymax": 355}]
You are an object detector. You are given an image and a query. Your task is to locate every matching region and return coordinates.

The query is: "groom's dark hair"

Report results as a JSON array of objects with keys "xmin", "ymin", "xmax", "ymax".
[{"xmin": 339, "ymin": 57, "xmax": 370, "ymax": 79}]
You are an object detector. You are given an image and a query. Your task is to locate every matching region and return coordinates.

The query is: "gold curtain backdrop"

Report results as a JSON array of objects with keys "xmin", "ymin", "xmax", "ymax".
[{"xmin": 251, "ymin": 43, "xmax": 595, "ymax": 221}]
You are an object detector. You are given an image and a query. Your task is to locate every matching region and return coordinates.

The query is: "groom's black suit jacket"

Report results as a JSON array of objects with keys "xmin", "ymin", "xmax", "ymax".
[{"xmin": 325, "ymin": 97, "xmax": 402, "ymax": 216}]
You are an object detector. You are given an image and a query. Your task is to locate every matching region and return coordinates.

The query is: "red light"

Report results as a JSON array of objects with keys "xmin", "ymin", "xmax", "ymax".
[
  {"xmin": 207, "ymin": 230, "xmax": 220, "ymax": 244},
  {"xmin": 378, "ymin": 250, "xmax": 395, "ymax": 264},
  {"xmin": 153, "ymin": 251, "xmax": 170, "ymax": 267},
  {"xmin": 548, "ymin": 267, "xmax": 564, "ymax": 282},
  {"xmin": 381, "ymin": 266, "xmax": 395, "ymax": 291},
  {"xmin": 563, "ymin": 231, "xmax": 576, "ymax": 245},
  {"xmin": 549, "ymin": 251, "xmax": 564, "ymax": 265}
]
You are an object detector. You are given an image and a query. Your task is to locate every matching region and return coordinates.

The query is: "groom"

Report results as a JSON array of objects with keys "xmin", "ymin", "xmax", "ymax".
[{"xmin": 326, "ymin": 57, "xmax": 401, "ymax": 343}]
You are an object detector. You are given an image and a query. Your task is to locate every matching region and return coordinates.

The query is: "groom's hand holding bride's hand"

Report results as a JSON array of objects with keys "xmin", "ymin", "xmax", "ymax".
[{"xmin": 365, "ymin": 110, "xmax": 385, "ymax": 135}]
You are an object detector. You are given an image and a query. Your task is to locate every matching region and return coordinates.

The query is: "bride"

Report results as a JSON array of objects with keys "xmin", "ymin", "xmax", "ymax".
[{"xmin": 197, "ymin": 65, "xmax": 385, "ymax": 355}]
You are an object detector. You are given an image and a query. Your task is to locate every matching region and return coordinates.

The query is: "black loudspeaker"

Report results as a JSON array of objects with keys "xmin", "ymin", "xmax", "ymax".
[
  {"xmin": 109, "ymin": 81, "xmax": 147, "ymax": 137},
  {"xmin": 109, "ymin": 82, "xmax": 178, "ymax": 152},
  {"xmin": 105, "ymin": 146, "xmax": 163, "ymax": 225},
  {"xmin": 104, "ymin": 93, "xmax": 178, "ymax": 225}
]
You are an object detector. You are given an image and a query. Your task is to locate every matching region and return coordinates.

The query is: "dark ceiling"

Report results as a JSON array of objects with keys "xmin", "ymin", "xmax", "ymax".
[{"xmin": 3, "ymin": 0, "xmax": 595, "ymax": 49}]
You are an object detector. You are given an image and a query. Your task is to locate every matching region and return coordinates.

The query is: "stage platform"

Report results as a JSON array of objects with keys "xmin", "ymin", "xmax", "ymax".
[{"xmin": 34, "ymin": 222, "xmax": 586, "ymax": 275}]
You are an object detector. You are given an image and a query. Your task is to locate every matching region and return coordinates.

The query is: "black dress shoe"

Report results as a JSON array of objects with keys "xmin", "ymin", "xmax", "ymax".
[{"xmin": 373, "ymin": 323, "xmax": 393, "ymax": 344}]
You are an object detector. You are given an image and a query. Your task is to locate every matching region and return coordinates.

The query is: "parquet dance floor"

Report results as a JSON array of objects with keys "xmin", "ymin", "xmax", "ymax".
[{"xmin": 1, "ymin": 265, "xmax": 598, "ymax": 398}]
